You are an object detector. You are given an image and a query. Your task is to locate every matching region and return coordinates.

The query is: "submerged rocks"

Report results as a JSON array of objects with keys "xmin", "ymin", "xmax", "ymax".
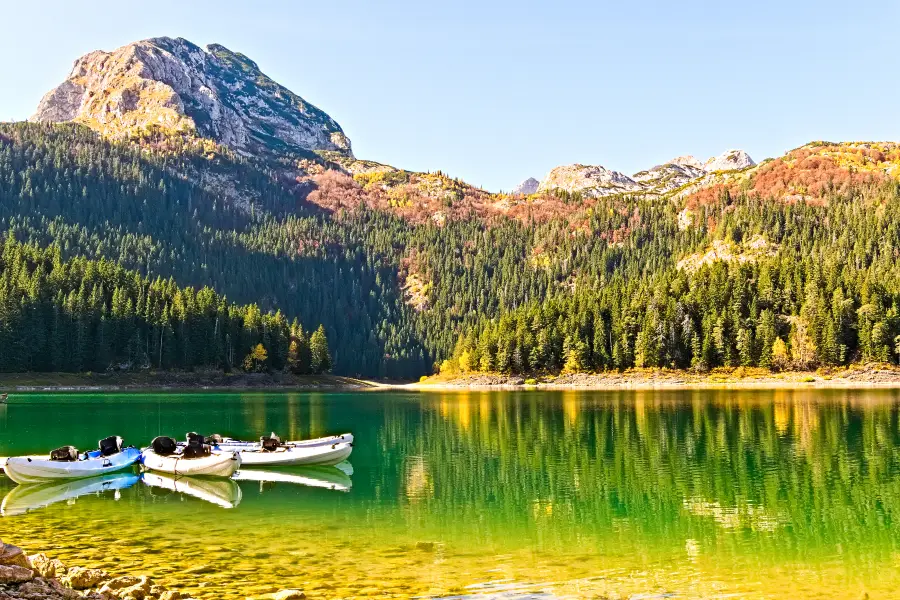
[
  {"xmin": 99, "ymin": 575, "xmax": 152, "ymax": 599},
  {"xmin": 272, "ymin": 590, "xmax": 306, "ymax": 600},
  {"xmin": 0, "ymin": 541, "xmax": 186, "ymax": 600}
]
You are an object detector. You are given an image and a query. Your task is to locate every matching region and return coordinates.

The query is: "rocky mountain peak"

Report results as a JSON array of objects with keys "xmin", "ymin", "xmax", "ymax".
[
  {"xmin": 31, "ymin": 36, "xmax": 352, "ymax": 159},
  {"xmin": 511, "ymin": 177, "xmax": 539, "ymax": 195},
  {"xmin": 670, "ymin": 155, "xmax": 704, "ymax": 169},
  {"xmin": 537, "ymin": 164, "xmax": 642, "ymax": 198},
  {"xmin": 703, "ymin": 149, "xmax": 754, "ymax": 172}
]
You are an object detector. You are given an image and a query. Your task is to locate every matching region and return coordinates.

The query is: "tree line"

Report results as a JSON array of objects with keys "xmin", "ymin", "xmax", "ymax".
[{"xmin": 0, "ymin": 236, "xmax": 331, "ymax": 374}]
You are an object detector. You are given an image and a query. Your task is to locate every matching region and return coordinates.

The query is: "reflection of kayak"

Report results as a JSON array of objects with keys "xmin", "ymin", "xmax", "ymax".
[
  {"xmin": 235, "ymin": 442, "xmax": 352, "ymax": 467},
  {"xmin": 140, "ymin": 450, "xmax": 241, "ymax": 477},
  {"xmin": 1, "ymin": 472, "xmax": 140, "ymax": 516},
  {"xmin": 234, "ymin": 465, "xmax": 352, "ymax": 492},
  {"xmin": 141, "ymin": 472, "xmax": 242, "ymax": 509},
  {"xmin": 4, "ymin": 447, "xmax": 141, "ymax": 484}
]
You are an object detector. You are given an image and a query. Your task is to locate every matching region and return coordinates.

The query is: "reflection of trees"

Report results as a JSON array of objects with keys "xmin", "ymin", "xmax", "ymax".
[{"xmin": 374, "ymin": 390, "xmax": 900, "ymax": 562}]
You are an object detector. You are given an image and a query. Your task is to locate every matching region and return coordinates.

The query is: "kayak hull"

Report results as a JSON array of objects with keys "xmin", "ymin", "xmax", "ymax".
[
  {"xmin": 140, "ymin": 450, "xmax": 241, "ymax": 477},
  {"xmin": 214, "ymin": 433, "xmax": 354, "ymax": 451},
  {"xmin": 235, "ymin": 442, "xmax": 352, "ymax": 467},
  {"xmin": 3, "ymin": 448, "xmax": 141, "ymax": 485}
]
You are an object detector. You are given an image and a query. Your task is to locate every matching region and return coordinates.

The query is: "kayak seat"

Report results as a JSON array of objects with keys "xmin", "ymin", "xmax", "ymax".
[
  {"xmin": 99, "ymin": 435, "xmax": 123, "ymax": 456},
  {"xmin": 260, "ymin": 434, "xmax": 281, "ymax": 452},
  {"xmin": 50, "ymin": 445, "xmax": 79, "ymax": 462},
  {"xmin": 184, "ymin": 432, "xmax": 211, "ymax": 459},
  {"xmin": 151, "ymin": 436, "xmax": 178, "ymax": 456}
]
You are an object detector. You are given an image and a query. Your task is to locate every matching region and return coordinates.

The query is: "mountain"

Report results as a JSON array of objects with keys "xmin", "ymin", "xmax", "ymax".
[
  {"xmin": 537, "ymin": 164, "xmax": 643, "ymax": 197},
  {"xmin": 703, "ymin": 149, "xmax": 755, "ymax": 172},
  {"xmin": 31, "ymin": 37, "xmax": 351, "ymax": 160},
  {"xmin": 512, "ymin": 177, "xmax": 539, "ymax": 195},
  {"xmin": 534, "ymin": 150, "xmax": 755, "ymax": 199},
  {"xmin": 632, "ymin": 160, "xmax": 705, "ymax": 194}
]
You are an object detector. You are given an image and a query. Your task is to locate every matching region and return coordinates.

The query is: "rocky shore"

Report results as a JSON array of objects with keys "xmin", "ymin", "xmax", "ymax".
[
  {"xmin": 0, "ymin": 540, "xmax": 311, "ymax": 600},
  {"xmin": 0, "ymin": 539, "xmax": 193, "ymax": 600}
]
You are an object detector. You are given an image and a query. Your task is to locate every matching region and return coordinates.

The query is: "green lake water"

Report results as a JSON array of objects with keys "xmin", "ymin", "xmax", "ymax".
[{"xmin": 2, "ymin": 389, "xmax": 900, "ymax": 599}]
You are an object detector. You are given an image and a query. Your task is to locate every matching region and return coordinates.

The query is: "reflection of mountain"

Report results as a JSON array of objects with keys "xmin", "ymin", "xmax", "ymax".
[
  {"xmin": 1, "ymin": 472, "xmax": 140, "ymax": 516},
  {"xmin": 375, "ymin": 390, "xmax": 900, "ymax": 559},
  {"xmin": 142, "ymin": 472, "xmax": 242, "ymax": 509}
]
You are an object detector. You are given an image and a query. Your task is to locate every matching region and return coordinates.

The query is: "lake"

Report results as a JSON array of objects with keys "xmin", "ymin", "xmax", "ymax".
[{"xmin": 1, "ymin": 389, "xmax": 900, "ymax": 599}]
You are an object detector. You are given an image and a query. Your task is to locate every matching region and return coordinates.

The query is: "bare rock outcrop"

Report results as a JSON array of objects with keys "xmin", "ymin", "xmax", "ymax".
[
  {"xmin": 31, "ymin": 37, "xmax": 351, "ymax": 160},
  {"xmin": 511, "ymin": 177, "xmax": 539, "ymax": 195},
  {"xmin": 703, "ymin": 149, "xmax": 755, "ymax": 172},
  {"xmin": 537, "ymin": 164, "xmax": 643, "ymax": 198}
]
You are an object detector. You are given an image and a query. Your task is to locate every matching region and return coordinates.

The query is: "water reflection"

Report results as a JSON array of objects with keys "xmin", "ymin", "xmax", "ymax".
[
  {"xmin": 2, "ymin": 464, "xmax": 355, "ymax": 514},
  {"xmin": 1, "ymin": 471, "xmax": 140, "ymax": 516},
  {"xmin": 142, "ymin": 472, "xmax": 242, "ymax": 509},
  {"xmin": 1, "ymin": 389, "xmax": 900, "ymax": 599}
]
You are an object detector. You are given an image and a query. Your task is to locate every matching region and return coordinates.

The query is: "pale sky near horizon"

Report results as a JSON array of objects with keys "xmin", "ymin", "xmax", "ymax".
[{"xmin": 2, "ymin": 0, "xmax": 898, "ymax": 191}]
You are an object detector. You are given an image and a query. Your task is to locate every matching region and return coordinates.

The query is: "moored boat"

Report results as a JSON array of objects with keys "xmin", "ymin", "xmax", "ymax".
[
  {"xmin": 140, "ymin": 434, "xmax": 241, "ymax": 477},
  {"xmin": 233, "ymin": 440, "xmax": 353, "ymax": 467},
  {"xmin": 199, "ymin": 432, "xmax": 354, "ymax": 450},
  {"xmin": 3, "ymin": 437, "xmax": 140, "ymax": 485}
]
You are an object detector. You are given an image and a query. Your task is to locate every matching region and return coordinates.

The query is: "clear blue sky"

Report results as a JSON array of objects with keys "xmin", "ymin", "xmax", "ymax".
[{"xmin": 2, "ymin": 0, "xmax": 898, "ymax": 191}]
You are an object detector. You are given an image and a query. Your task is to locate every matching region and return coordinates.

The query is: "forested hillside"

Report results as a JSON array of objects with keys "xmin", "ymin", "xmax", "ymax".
[
  {"xmin": 447, "ymin": 176, "xmax": 900, "ymax": 374},
  {"xmin": 3, "ymin": 122, "xmax": 900, "ymax": 378},
  {"xmin": 0, "ymin": 236, "xmax": 332, "ymax": 374}
]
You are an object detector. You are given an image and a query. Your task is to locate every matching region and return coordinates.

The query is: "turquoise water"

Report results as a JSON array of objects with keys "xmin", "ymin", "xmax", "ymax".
[{"xmin": 1, "ymin": 389, "xmax": 900, "ymax": 599}]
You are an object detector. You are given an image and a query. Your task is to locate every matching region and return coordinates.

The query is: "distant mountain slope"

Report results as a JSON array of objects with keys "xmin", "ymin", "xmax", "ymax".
[
  {"xmin": 32, "ymin": 37, "xmax": 351, "ymax": 160},
  {"xmin": 533, "ymin": 150, "xmax": 756, "ymax": 199}
]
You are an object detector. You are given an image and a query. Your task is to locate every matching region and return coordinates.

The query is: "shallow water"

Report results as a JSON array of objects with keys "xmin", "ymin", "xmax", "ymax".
[{"xmin": 2, "ymin": 389, "xmax": 900, "ymax": 599}]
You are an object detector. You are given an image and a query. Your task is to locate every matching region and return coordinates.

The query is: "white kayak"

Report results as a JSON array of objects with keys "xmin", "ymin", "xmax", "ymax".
[
  {"xmin": 1, "ymin": 472, "xmax": 140, "ymax": 516},
  {"xmin": 140, "ymin": 449, "xmax": 241, "ymax": 477},
  {"xmin": 234, "ymin": 466, "xmax": 352, "ymax": 492},
  {"xmin": 234, "ymin": 441, "xmax": 352, "ymax": 467},
  {"xmin": 141, "ymin": 472, "xmax": 242, "ymax": 509},
  {"xmin": 211, "ymin": 433, "xmax": 354, "ymax": 450},
  {"xmin": 3, "ymin": 447, "xmax": 141, "ymax": 485}
]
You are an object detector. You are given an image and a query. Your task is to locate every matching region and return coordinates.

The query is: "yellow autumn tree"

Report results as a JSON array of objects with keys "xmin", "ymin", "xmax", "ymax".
[
  {"xmin": 771, "ymin": 338, "xmax": 789, "ymax": 371},
  {"xmin": 243, "ymin": 343, "xmax": 268, "ymax": 373},
  {"xmin": 458, "ymin": 350, "xmax": 473, "ymax": 373}
]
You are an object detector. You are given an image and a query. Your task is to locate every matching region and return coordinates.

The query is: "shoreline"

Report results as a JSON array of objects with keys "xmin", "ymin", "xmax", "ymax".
[
  {"xmin": 0, "ymin": 372, "xmax": 379, "ymax": 394},
  {"xmin": 5, "ymin": 365, "xmax": 900, "ymax": 393},
  {"xmin": 404, "ymin": 364, "xmax": 900, "ymax": 391},
  {"xmin": 0, "ymin": 539, "xmax": 308, "ymax": 600}
]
